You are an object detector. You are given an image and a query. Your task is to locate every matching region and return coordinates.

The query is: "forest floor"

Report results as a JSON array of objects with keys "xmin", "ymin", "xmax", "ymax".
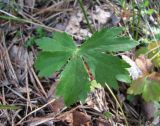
[{"xmin": 0, "ymin": 0, "xmax": 160, "ymax": 126}]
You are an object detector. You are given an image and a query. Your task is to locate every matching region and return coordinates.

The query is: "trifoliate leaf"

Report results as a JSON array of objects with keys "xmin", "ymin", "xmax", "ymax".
[
  {"xmin": 83, "ymin": 52, "xmax": 130, "ymax": 89},
  {"xmin": 127, "ymin": 73, "xmax": 160, "ymax": 102},
  {"xmin": 56, "ymin": 56, "xmax": 90, "ymax": 106},
  {"xmin": 80, "ymin": 27, "xmax": 138, "ymax": 53}
]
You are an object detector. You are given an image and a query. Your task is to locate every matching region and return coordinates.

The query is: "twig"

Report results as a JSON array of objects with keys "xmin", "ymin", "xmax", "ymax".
[
  {"xmin": 105, "ymin": 83, "xmax": 128, "ymax": 126},
  {"xmin": 17, "ymin": 98, "xmax": 56, "ymax": 124}
]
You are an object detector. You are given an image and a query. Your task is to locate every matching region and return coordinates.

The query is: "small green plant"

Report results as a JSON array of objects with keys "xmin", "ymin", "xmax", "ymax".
[
  {"xmin": 129, "ymin": 33, "xmax": 160, "ymax": 102},
  {"xmin": 25, "ymin": 27, "xmax": 46, "ymax": 48},
  {"xmin": 128, "ymin": 72, "xmax": 160, "ymax": 102},
  {"xmin": 35, "ymin": 27, "xmax": 138, "ymax": 106}
]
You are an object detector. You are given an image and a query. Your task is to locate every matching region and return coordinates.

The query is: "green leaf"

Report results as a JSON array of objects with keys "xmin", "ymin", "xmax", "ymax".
[
  {"xmin": 142, "ymin": 80, "xmax": 160, "ymax": 102},
  {"xmin": 36, "ymin": 27, "xmax": 46, "ymax": 37},
  {"xmin": 36, "ymin": 32, "xmax": 76, "ymax": 52},
  {"xmin": 80, "ymin": 27, "xmax": 138, "ymax": 53},
  {"xmin": 35, "ymin": 27, "xmax": 138, "ymax": 106},
  {"xmin": 90, "ymin": 80, "xmax": 102, "ymax": 91},
  {"xmin": 35, "ymin": 32, "xmax": 77, "ymax": 77},
  {"xmin": 56, "ymin": 56, "xmax": 90, "ymax": 106},
  {"xmin": 116, "ymin": 74, "xmax": 131, "ymax": 83},
  {"xmin": 34, "ymin": 52, "xmax": 71, "ymax": 77},
  {"xmin": 83, "ymin": 52, "xmax": 130, "ymax": 89},
  {"xmin": 128, "ymin": 78, "xmax": 147, "ymax": 95},
  {"xmin": 127, "ymin": 74, "xmax": 160, "ymax": 102}
]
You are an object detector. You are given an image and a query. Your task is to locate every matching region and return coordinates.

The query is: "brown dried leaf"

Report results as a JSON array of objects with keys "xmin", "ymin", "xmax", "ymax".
[
  {"xmin": 61, "ymin": 112, "xmax": 73, "ymax": 125},
  {"xmin": 135, "ymin": 55, "xmax": 153, "ymax": 74},
  {"xmin": 58, "ymin": 110, "xmax": 91, "ymax": 126},
  {"xmin": 50, "ymin": 98, "xmax": 65, "ymax": 113},
  {"xmin": 72, "ymin": 111, "xmax": 91, "ymax": 126}
]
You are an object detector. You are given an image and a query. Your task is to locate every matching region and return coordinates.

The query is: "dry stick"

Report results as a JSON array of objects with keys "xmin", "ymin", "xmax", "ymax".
[
  {"xmin": 19, "ymin": 11, "xmax": 45, "ymax": 25},
  {"xmin": 5, "ymin": 85, "xmax": 26, "ymax": 100},
  {"xmin": 55, "ymin": 105, "xmax": 79, "ymax": 119},
  {"xmin": 43, "ymin": 11, "xmax": 63, "ymax": 22},
  {"xmin": 26, "ymin": 105, "xmax": 79, "ymax": 125},
  {"xmin": 0, "ymin": 9, "xmax": 17, "ymax": 18},
  {"xmin": 1, "ymin": 32, "xmax": 19, "ymax": 87},
  {"xmin": 28, "ymin": 65, "xmax": 41, "ymax": 95},
  {"xmin": 33, "ymin": 1, "xmax": 69, "ymax": 16},
  {"xmin": 17, "ymin": 98, "xmax": 56, "ymax": 124},
  {"xmin": 27, "ymin": 56, "xmax": 48, "ymax": 98},
  {"xmin": 12, "ymin": 109, "xmax": 22, "ymax": 125},
  {"xmin": 105, "ymin": 83, "xmax": 128, "ymax": 126},
  {"xmin": 25, "ymin": 117, "xmax": 57, "ymax": 126},
  {"xmin": 0, "ymin": 15, "xmax": 62, "ymax": 32},
  {"xmin": 25, "ymin": 62, "xmax": 32, "ymax": 117},
  {"xmin": 0, "ymin": 10, "xmax": 83, "ymax": 39},
  {"xmin": 2, "ymin": 86, "xmax": 10, "ymax": 123}
]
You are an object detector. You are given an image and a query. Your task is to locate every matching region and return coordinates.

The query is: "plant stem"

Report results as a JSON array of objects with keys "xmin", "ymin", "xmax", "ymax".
[
  {"xmin": 135, "ymin": 9, "xmax": 141, "ymax": 40},
  {"xmin": 0, "ymin": 105, "xmax": 21, "ymax": 110},
  {"xmin": 132, "ymin": 1, "xmax": 135, "ymax": 37},
  {"xmin": 0, "ymin": 15, "xmax": 82, "ymax": 39},
  {"xmin": 105, "ymin": 83, "xmax": 128, "ymax": 126},
  {"xmin": 77, "ymin": 0, "xmax": 94, "ymax": 33}
]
